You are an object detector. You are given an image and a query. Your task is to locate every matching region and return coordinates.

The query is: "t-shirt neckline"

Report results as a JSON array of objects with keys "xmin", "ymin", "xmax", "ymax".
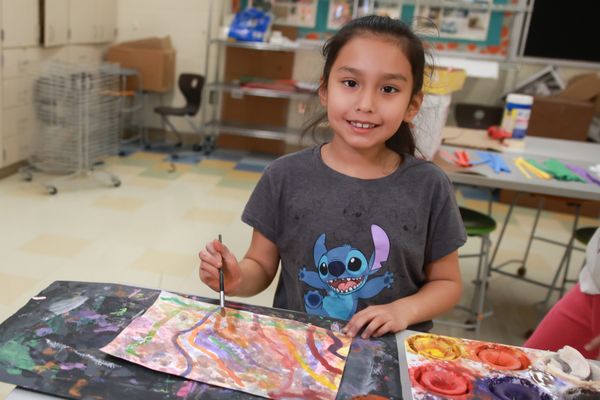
[{"xmin": 313, "ymin": 143, "xmax": 415, "ymax": 183}]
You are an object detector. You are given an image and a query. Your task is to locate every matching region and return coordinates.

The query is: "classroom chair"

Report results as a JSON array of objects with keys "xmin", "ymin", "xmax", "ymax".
[
  {"xmin": 153, "ymin": 73, "xmax": 213, "ymax": 155},
  {"xmin": 434, "ymin": 206, "xmax": 497, "ymax": 337}
]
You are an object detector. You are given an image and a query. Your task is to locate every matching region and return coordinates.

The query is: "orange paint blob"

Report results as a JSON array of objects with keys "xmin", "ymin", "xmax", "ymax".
[{"xmin": 473, "ymin": 344, "xmax": 530, "ymax": 371}]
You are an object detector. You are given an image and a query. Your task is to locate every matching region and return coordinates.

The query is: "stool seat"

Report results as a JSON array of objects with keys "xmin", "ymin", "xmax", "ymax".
[
  {"xmin": 460, "ymin": 207, "xmax": 497, "ymax": 236},
  {"xmin": 575, "ymin": 227, "xmax": 597, "ymax": 245}
]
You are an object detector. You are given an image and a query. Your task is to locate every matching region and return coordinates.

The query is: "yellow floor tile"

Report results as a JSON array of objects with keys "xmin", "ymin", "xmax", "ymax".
[
  {"xmin": 199, "ymin": 159, "xmax": 236, "ymax": 170},
  {"xmin": 20, "ymin": 235, "xmax": 90, "ymax": 258},
  {"xmin": 128, "ymin": 152, "xmax": 166, "ymax": 161},
  {"xmin": 130, "ymin": 250, "xmax": 197, "ymax": 277}
]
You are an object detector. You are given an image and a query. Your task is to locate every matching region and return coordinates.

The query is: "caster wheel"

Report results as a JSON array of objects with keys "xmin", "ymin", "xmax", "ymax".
[
  {"xmin": 23, "ymin": 172, "xmax": 33, "ymax": 182},
  {"xmin": 517, "ymin": 267, "xmax": 526, "ymax": 276},
  {"xmin": 47, "ymin": 186, "xmax": 58, "ymax": 195},
  {"xmin": 112, "ymin": 178, "xmax": 121, "ymax": 187}
]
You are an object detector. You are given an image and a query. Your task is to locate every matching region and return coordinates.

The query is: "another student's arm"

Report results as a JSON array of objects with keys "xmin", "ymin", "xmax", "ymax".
[
  {"xmin": 343, "ymin": 250, "xmax": 462, "ymax": 338},
  {"xmin": 199, "ymin": 228, "xmax": 280, "ymax": 297}
]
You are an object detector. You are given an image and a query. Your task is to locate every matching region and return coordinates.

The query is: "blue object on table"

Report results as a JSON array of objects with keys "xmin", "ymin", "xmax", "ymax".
[
  {"xmin": 476, "ymin": 151, "xmax": 511, "ymax": 174},
  {"xmin": 228, "ymin": 8, "xmax": 272, "ymax": 42}
]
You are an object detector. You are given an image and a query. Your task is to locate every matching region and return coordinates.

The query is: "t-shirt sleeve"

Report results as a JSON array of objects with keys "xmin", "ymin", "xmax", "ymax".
[
  {"xmin": 424, "ymin": 174, "xmax": 467, "ymax": 264},
  {"xmin": 241, "ymin": 166, "xmax": 279, "ymax": 244}
]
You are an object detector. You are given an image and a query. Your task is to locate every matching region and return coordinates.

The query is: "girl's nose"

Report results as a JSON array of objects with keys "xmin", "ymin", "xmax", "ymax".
[{"xmin": 355, "ymin": 90, "xmax": 375, "ymax": 113}]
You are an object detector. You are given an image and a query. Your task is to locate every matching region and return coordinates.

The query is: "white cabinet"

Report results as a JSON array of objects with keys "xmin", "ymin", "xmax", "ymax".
[
  {"xmin": 1, "ymin": 0, "xmax": 39, "ymax": 48},
  {"xmin": 1, "ymin": 48, "xmax": 40, "ymax": 167},
  {"xmin": 69, "ymin": 0, "xmax": 116, "ymax": 44},
  {"xmin": 97, "ymin": 0, "xmax": 117, "ymax": 43},
  {"xmin": 43, "ymin": 0, "xmax": 70, "ymax": 47}
]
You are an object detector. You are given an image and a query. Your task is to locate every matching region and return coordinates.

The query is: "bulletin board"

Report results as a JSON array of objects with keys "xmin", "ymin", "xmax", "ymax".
[{"xmin": 236, "ymin": 0, "xmax": 518, "ymax": 59}]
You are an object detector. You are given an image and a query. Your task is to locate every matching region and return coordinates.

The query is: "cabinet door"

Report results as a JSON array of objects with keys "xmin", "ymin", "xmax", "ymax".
[
  {"xmin": 43, "ymin": 0, "xmax": 70, "ymax": 47},
  {"xmin": 69, "ymin": 0, "xmax": 96, "ymax": 44},
  {"xmin": 1, "ymin": 0, "xmax": 40, "ymax": 48},
  {"xmin": 96, "ymin": 0, "xmax": 117, "ymax": 43},
  {"xmin": 2, "ymin": 106, "xmax": 34, "ymax": 165},
  {"xmin": 3, "ymin": 77, "xmax": 34, "ymax": 108},
  {"xmin": 2, "ymin": 48, "xmax": 40, "ymax": 79}
]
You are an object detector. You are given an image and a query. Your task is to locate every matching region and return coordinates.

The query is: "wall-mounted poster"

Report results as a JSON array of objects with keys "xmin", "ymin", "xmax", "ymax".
[
  {"xmin": 414, "ymin": 0, "xmax": 492, "ymax": 41},
  {"xmin": 327, "ymin": 0, "xmax": 353, "ymax": 30},
  {"xmin": 272, "ymin": 0, "xmax": 318, "ymax": 28}
]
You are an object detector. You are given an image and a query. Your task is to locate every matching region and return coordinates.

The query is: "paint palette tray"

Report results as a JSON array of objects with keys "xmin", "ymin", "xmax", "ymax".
[{"xmin": 404, "ymin": 333, "xmax": 600, "ymax": 399}]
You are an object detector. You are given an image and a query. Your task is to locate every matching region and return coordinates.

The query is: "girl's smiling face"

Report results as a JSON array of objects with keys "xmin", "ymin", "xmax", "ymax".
[{"xmin": 319, "ymin": 34, "xmax": 422, "ymax": 153}]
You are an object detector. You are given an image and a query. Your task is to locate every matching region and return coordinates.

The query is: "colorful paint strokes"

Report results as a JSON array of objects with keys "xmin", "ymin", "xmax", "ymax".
[
  {"xmin": 405, "ymin": 333, "xmax": 600, "ymax": 399},
  {"xmin": 101, "ymin": 291, "xmax": 352, "ymax": 399}
]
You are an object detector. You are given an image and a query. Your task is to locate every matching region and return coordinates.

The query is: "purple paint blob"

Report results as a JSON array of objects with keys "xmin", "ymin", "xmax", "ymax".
[
  {"xmin": 479, "ymin": 376, "xmax": 553, "ymax": 400},
  {"xmin": 35, "ymin": 327, "xmax": 53, "ymax": 336},
  {"xmin": 60, "ymin": 363, "xmax": 85, "ymax": 371}
]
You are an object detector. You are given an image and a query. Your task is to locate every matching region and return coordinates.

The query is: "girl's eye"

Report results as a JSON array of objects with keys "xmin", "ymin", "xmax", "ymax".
[
  {"xmin": 342, "ymin": 80, "xmax": 358, "ymax": 88},
  {"xmin": 382, "ymin": 85, "xmax": 398, "ymax": 94}
]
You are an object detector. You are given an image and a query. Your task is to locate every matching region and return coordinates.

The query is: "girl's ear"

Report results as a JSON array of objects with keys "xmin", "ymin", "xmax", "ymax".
[
  {"xmin": 318, "ymin": 77, "xmax": 327, "ymax": 107},
  {"xmin": 403, "ymin": 91, "xmax": 424, "ymax": 123}
]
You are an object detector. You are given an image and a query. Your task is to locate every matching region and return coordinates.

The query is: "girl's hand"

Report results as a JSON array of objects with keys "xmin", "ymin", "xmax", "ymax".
[
  {"xmin": 584, "ymin": 335, "xmax": 600, "ymax": 360},
  {"xmin": 342, "ymin": 302, "xmax": 408, "ymax": 339},
  {"xmin": 198, "ymin": 239, "xmax": 242, "ymax": 295}
]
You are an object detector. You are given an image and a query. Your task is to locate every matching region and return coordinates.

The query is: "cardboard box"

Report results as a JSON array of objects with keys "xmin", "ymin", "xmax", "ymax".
[
  {"xmin": 528, "ymin": 73, "xmax": 600, "ymax": 141},
  {"xmin": 106, "ymin": 37, "xmax": 176, "ymax": 93}
]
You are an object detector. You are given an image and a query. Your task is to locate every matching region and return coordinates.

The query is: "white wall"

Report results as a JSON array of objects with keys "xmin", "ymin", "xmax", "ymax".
[{"xmin": 116, "ymin": 0, "xmax": 222, "ymax": 132}]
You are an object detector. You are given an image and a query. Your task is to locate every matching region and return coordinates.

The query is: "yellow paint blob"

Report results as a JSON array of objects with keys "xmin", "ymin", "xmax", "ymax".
[{"xmin": 406, "ymin": 334, "xmax": 463, "ymax": 361}]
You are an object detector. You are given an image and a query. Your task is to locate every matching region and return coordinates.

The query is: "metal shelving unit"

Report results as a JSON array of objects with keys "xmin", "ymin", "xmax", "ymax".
[{"xmin": 201, "ymin": 3, "xmax": 322, "ymax": 143}]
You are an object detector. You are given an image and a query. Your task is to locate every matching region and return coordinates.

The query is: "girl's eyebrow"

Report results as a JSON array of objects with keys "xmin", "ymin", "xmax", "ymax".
[{"xmin": 336, "ymin": 66, "xmax": 407, "ymax": 82}]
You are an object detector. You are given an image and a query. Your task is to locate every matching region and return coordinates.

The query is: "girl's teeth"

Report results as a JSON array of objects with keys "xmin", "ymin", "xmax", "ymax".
[{"xmin": 351, "ymin": 121, "xmax": 374, "ymax": 128}]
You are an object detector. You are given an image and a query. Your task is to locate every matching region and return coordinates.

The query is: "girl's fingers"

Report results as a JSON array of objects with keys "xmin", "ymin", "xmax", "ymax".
[
  {"xmin": 372, "ymin": 321, "xmax": 394, "ymax": 338},
  {"xmin": 360, "ymin": 316, "xmax": 385, "ymax": 339}
]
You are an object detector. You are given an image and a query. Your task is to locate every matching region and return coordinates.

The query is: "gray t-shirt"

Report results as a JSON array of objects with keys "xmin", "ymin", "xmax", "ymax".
[{"xmin": 242, "ymin": 145, "xmax": 466, "ymax": 331}]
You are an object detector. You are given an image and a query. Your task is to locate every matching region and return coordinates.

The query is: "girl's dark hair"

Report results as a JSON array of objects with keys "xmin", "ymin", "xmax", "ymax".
[{"xmin": 304, "ymin": 15, "xmax": 427, "ymax": 156}]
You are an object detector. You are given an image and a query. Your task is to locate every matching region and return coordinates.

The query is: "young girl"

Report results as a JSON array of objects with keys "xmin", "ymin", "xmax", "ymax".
[{"xmin": 199, "ymin": 15, "xmax": 466, "ymax": 338}]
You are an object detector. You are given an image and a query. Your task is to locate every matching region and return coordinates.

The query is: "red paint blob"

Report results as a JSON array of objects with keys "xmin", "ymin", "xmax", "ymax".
[{"xmin": 411, "ymin": 364, "xmax": 473, "ymax": 398}]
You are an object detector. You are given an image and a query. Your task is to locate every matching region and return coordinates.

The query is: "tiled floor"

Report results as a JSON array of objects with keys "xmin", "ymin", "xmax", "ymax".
[{"xmin": 0, "ymin": 149, "xmax": 596, "ymax": 398}]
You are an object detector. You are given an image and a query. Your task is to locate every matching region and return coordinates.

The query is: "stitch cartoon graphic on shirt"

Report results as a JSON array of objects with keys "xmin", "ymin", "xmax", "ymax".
[{"xmin": 298, "ymin": 224, "xmax": 394, "ymax": 320}]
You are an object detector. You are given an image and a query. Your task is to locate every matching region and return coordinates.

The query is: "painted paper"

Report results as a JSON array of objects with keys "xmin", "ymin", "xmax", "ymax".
[
  {"xmin": 101, "ymin": 291, "xmax": 352, "ymax": 399},
  {"xmin": 404, "ymin": 333, "xmax": 600, "ymax": 399}
]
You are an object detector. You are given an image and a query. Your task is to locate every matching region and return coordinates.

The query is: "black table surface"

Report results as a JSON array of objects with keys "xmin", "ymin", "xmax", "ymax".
[{"xmin": 0, "ymin": 281, "xmax": 402, "ymax": 399}]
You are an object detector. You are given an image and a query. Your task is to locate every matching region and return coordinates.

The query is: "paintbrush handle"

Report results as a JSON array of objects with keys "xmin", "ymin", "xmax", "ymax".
[{"xmin": 218, "ymin": 234, "xmax": 225, "ymax": 308}]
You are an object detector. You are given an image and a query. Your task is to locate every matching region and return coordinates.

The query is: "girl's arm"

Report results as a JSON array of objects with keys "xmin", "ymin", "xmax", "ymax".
[
  {"xmin": 199, "ymin": 228, "xmax": 280, "ymax": 297},
  {"xmin": 343, "ymin": 250, "xmax": 463, "ymax": 338}
]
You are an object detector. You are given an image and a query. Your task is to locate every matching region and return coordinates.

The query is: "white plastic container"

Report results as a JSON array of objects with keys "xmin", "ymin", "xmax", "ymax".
[{"xmin": 501, "ymin": 93, "xmax": 534, "ymax": 139}]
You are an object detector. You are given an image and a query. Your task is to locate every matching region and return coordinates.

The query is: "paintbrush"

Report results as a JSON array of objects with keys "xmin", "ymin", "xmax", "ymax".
[{"xmin": 218, "ymin": 234, "xmax": 225, "ymax": 309}]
